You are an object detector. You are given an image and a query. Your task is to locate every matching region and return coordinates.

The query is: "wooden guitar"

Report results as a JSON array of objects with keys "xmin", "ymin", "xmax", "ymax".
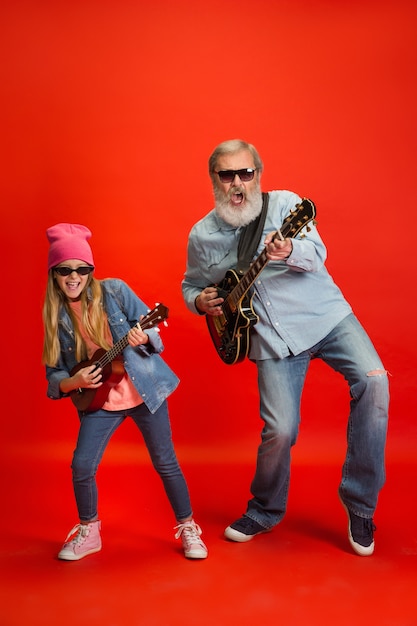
[
  {"xmin": 206, "ymin": 198, "xmax": 316, "ymax": 365},
  {"xmin": 70, "ymin": 303, "xmax": 169, "ymax": 412}
]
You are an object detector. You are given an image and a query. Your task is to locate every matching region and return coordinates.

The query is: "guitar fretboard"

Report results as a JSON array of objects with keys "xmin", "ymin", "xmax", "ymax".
[
  {"xmin": 226, "ymin": 199, "xmax": 315, "ymax": 313},
  {"xmin": 94, "ymin": 307, "xmax": 168, "ymax": 369}
]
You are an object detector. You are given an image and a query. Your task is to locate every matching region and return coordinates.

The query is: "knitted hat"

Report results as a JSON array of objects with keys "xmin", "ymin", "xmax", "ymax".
[{"xmin": 46, "ymin": 223, "xmax": 95, "ymax": 270}]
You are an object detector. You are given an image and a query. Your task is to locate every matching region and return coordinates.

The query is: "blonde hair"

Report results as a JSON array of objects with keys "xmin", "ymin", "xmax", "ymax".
[{"xmin": 42, "ymin": 271, "xmax": 112, "ymax": 367}]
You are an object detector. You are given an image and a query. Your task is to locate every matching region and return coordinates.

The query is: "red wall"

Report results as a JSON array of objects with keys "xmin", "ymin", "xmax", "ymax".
[{"xmin": 1, "ymin": 0, "xmax": 416, "ymax": 454}]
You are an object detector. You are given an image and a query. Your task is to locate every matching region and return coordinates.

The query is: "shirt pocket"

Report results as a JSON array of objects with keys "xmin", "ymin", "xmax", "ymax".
[
  {"xmin": 106, "ymin": 309, "xmax": 130, "ymax": 340},
  {"xmin": 205, "ymin": 245, "xmax": 232, "ymax": 269}
]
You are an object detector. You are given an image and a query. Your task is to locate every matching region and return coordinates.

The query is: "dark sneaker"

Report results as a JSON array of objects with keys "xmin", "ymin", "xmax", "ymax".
[
  {"xmin": 224, "ymin": 515, "xmax": 270, "ymax": 542},
  {"xmin": 343, "ymin": 505, "xmax": 376, "ymax": 556}
]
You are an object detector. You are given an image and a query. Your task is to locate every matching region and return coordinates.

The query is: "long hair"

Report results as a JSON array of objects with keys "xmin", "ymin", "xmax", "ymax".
[{"xmin": 42, "ymin": 271, "xmax": 112, "ymax": 367}]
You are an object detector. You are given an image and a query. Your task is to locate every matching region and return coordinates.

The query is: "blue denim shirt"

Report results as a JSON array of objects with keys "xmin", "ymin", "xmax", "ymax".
[
  {"xmin": 45, "ymin": 278, "xmax": 179, "ymax": 413},
  {"xmin": 182, "ymin": 190, "xmax": 352, "ymax": 359}
]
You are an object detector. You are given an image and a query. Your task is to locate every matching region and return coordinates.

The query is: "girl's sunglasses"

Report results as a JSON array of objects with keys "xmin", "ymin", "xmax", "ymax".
[{"xmin": 54, "ymin": 265, "xmax": 94, "ymax": 276}]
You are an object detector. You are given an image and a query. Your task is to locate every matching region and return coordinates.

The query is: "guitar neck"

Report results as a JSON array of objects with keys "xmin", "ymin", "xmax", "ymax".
[
  {"xmin": 230, "ymin": 248, "xmax": 269, "ymax": 306},
  {"xmin": 228, "ymin": 220, "xmax": 291, "ymax": 307},
  {"xmin": 97, "ymin": 334, "xmax": 131, "ymax": 369},
  {"xmin": 93, "ymin": 304, "xmax": 168, "ymax": 370},
  {"xmin": 227, "ymin": 198, "xmax": 316, "ymax": 309},
  {"xmin": 95, "ymin": 324, "xmax": 147, "ymax": 369}
]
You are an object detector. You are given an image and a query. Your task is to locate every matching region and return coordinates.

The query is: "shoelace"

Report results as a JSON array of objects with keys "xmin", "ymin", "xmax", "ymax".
[
  {"xmin": 362, "ymin": 519, "xmax": 376, "ymax": 539},
  {"xmin": 64, "ymin": 523, "xmax": 90, "ymax": 544},
  {"xmin": 174, "ymin": 521, "xmax": 203, "ymax": 547},
  {"xmin": 351, "ymin": 516, "xmax": 376, "ymax": 542}
]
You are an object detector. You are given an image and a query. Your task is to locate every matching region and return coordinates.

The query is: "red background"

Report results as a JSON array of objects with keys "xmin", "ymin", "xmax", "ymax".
[{"xmin": 1, "ymin": 0, "xmax": 416, "ymax": 461}]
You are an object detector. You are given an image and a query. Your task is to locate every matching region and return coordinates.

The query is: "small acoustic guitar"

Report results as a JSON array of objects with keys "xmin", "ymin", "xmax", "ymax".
[{"xmin": 70, "ymin": 303, "xmax": 168, "ymax": 412}]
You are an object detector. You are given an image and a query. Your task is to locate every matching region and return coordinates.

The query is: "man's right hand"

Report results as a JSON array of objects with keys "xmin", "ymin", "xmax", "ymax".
[{"xmin": 195, "ymin": 287, "xmax": 224, "ymax": 316}]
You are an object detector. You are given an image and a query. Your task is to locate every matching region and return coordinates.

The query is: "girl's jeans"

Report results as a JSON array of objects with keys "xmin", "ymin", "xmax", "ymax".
[
  {"xmin": 247, "ymin": 314, "xmax": 389, "ymax": 528},
  {"xmin": 71, "ymin": 400, "xmax": 192, "ymax": 522}
]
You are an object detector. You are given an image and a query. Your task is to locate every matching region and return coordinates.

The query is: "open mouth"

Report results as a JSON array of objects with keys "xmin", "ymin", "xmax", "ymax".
[
  {"xmin": 66, "ymin": 281, "xmax": 81, "ymax": 290},
  {"xmin": 229, "ymin": 186, "xmax": 245, "ymax": 206}
]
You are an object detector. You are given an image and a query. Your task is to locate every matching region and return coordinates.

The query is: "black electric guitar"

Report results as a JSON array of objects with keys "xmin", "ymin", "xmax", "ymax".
[
  {"xmin": 206, "ymin": 198, "xmax": 316, "ymax": 365},
  {"xmin": 70, "ymin": 303, "xmax": 169, "ymax": 412}
]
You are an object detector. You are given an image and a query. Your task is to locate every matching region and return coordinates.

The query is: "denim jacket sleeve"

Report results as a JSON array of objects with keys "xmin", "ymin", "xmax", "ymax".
[{"xmin": 45, "ymin": 311, "xmax": 79, "ymax": 400}]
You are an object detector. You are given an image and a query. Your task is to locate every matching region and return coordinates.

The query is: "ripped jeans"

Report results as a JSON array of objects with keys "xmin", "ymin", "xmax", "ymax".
[{"xmin": 247, "ymin": 313, "xmax": 389, "ymax": 528}]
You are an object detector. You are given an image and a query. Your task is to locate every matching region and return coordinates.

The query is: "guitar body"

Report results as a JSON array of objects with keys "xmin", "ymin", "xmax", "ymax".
[
  {"xmin": 206, "ymin": 269, "xmax": 259, "ymax": 365},
  {"xmin": 70, "ymin": 351, "xmax": 125, "ymax": 412}
]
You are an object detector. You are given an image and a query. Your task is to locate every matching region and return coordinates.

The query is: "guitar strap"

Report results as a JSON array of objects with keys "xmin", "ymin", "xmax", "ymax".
[{"xmin": 236, "ymin": 192, "xmax": 269, "ymax": 274}]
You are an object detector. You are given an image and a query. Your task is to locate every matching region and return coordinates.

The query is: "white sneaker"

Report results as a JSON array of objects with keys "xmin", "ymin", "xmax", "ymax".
[
  {"xmin": 174, "ymin": 520, "xmax": 208, "ymax": 559},
  {"xmin": 58, "ymin": 520, "xmax": 102, "ymax": 561}
]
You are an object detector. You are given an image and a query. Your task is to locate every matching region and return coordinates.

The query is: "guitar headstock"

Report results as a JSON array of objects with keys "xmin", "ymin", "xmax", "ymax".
[
  {"xmin": 280, "ymin": 197, "xmax": 317, "ymax": 239},
  {"xmin": 140, "ymin": 303, "xmax": 169, "ymax": 330}
]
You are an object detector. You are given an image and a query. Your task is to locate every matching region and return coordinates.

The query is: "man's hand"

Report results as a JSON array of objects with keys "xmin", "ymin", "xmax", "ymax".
[
  {"xmin": 265, "ymin": 231, "xmax": 293, "ymax": 261},
  {"xmin": 195, "ymin": 287, "xmax": 224, "ymax": 316}
]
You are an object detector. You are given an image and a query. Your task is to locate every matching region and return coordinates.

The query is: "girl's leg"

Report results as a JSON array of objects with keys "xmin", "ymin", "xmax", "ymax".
[
  {"xmin": 130, "ymin": 401, "xmax": 192, "ymax": 521},
  {"xmin": 71, "ymin": 411, "xmax": 124, "ymax": 521}
]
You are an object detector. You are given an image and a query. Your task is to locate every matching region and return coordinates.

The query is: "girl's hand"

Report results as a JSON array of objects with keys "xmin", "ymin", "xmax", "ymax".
[
  {"xmin": 127, "ymin": 323, "xmax": 149, "ymax": 347},
  {"xmin": 73, "ymin": 364, "xmax": 103, "ymax": 389},
  {"xmin": 60, "ymin": 364, "xmax": 102, "ymax": 394}
]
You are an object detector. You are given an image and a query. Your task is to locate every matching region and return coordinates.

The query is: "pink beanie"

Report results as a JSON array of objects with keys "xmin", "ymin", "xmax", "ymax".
[{"xmin": 46, "ymin": 223, "xmax": 95, "ymax": 270}]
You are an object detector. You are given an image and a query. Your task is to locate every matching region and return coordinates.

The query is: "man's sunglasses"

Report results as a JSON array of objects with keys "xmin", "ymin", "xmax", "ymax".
[
  {"xmin": 54, "ymin": 265, "xmax": 95, "ymax": 276},
  {"xmin": 215, "ymin": 168, "xmax": 256, "ymax": 183}
]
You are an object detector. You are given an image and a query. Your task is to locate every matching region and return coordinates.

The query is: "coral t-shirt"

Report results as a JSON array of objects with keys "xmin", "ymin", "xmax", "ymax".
[{"xmin": 69, "ymin": 300, "xmax": 143, "ymax": 411}]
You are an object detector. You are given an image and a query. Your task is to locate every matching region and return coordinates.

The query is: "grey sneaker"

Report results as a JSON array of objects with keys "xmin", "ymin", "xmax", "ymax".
[
  {"xmin": 58, "ymin": 520, "xmax": 102, "ymax": 561},
  {"xmin": 174, "ymin": 520, "xmax": 208, "ymax": 559},
  {"xmin": 224, "ymin": 515, "xmax": 270, "ymax": 542}
]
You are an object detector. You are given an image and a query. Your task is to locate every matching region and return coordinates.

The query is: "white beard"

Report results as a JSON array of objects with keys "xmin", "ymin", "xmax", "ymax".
[{"xmin": 214, "ymin": 184, "xmax": 263, "ymax": 228}]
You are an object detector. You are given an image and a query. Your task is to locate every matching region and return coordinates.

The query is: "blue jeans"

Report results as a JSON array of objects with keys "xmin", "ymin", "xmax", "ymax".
[
  {"xmin": 71, "ymin": 401, "xmax": 192, "ymax": 522},
  {"xmin": 247, "ymin": 314, "xmax": 389, "ymax": 528}
]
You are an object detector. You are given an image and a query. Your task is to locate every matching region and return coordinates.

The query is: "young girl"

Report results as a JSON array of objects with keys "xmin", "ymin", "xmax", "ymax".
[{"xmin": 42, "ymin": 223, "xmax": 207, "ymax": 561}]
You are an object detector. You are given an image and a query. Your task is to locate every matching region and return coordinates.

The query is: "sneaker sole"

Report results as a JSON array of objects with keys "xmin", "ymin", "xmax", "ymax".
[
  {"xmin": 224, "ymin": 525, "xmax": 270, "ymax": 543},
  {"xmin": 58, "ymin": 545, "xmax": 102, "ymax": 561},
  {"xmin": 184, "ymin": 549, "xmax": 208, "ymax": 559},
  {"xmin": 340, "ymin": 499, "xmax": 374, "ymax": 557}
]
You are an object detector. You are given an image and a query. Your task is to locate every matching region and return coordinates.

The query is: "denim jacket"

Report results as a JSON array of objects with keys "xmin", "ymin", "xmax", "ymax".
[{"xmin": 45, "ymin": 278, "xmax": 179, "ymax": 414}]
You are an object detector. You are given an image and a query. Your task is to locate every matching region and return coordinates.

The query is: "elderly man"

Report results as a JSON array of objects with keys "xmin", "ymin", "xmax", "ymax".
[{"xmin": 182, "ymin": 139, "xmax": 389, "ymax": 556}]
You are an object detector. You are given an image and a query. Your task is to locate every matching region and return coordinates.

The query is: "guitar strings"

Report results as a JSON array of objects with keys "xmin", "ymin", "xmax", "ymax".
[
  {"xmin": 92, "ymin": 312, "xmax": 164, "ymax": 370},
  {"xmin": 223, "ymin": 200, "xmax": 314, "ymax": 315}
]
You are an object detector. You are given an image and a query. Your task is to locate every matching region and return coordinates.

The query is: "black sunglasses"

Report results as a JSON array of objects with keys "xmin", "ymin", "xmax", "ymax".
[
  {"xmin": 54, "ymin": 265, "xmax": 95, "ymax": 276},
  {"xmin": 215, "ymin": 168, "xmax": 256, "ymax": 183}
]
